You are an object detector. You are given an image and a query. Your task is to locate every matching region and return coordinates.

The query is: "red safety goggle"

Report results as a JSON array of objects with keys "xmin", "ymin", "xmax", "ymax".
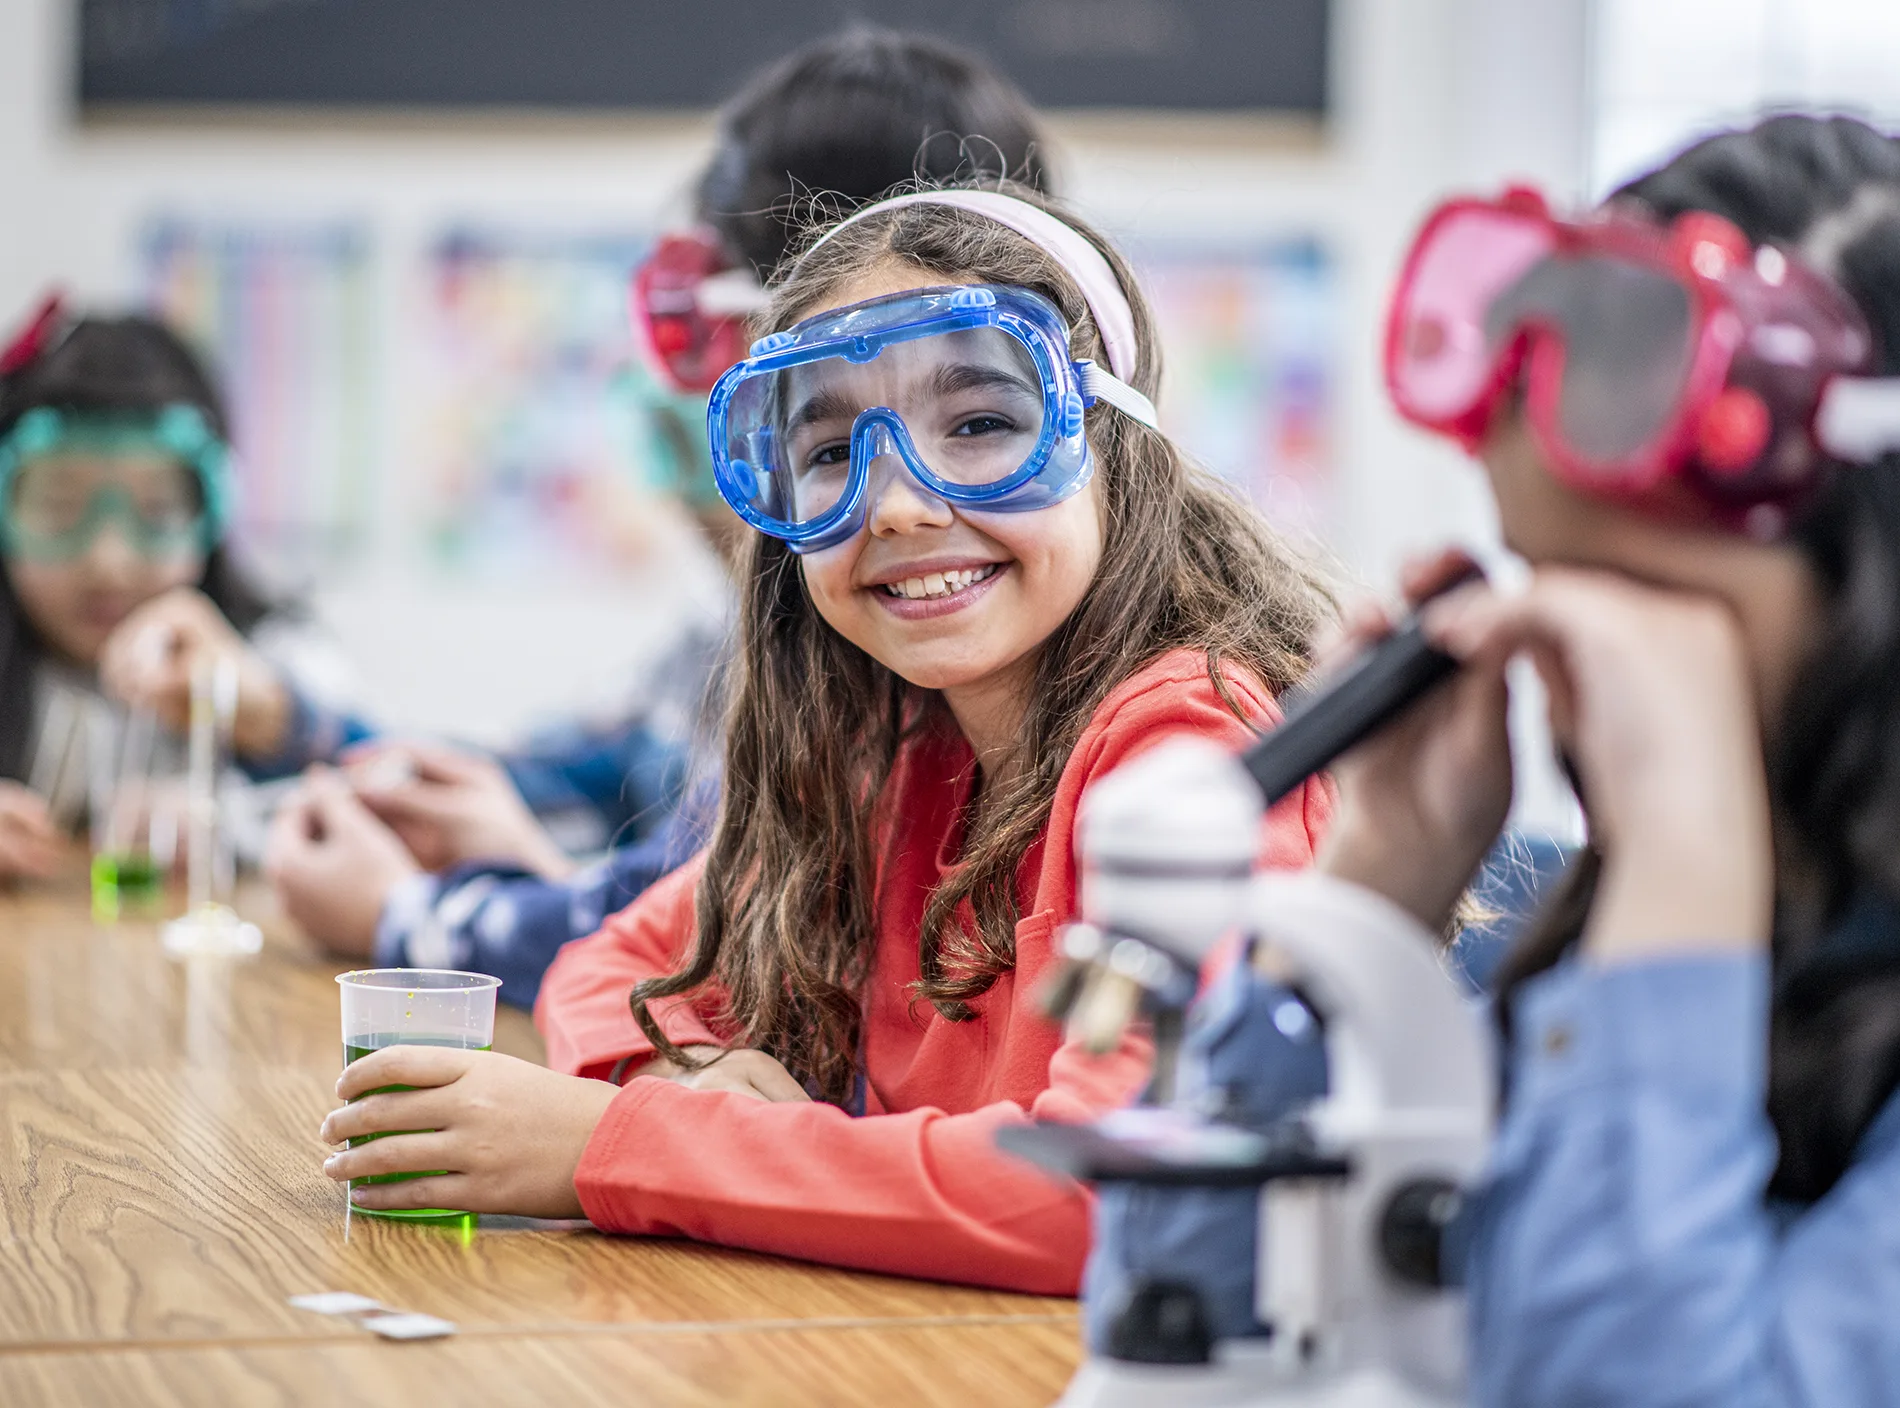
[
  {"xmin": 629, "ymin": 229, "xmax": 767, "ymax": 395},
  {"xmin": 1384, "ymin": 187, "xmax": 1896, "ymax": 531}
]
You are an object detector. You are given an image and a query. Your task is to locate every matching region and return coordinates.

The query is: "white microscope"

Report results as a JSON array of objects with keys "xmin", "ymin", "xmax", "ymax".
[{"xmin": 1001, "ymin": 600, "xmax": 1496, "ymax": 1408}]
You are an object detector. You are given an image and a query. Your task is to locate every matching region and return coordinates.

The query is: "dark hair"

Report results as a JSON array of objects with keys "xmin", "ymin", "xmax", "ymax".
[
  {"xmin": 1498, "ymin": 114, "xmax": 1900, "ymax": 1201},
  {"xmin": 0, "ymin": 312, "xmax": 274, "ymax": 781},
  {"xmin": 695, "ymin": 26, "xmax": 1053, "ymax": 280},
  {"xmin": 630, "ymin": 183, "xmax": 1334, "ymax": 1102}
]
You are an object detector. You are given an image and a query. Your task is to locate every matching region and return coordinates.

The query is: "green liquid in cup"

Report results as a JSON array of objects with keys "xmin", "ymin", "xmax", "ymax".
[
  {"xmin": 343, "ymin": 1034, "xmax": 491, "ymax": 1223},
  {"xmin": 91, "ymin": 852, "xmax": 165, "ymax": 921}
]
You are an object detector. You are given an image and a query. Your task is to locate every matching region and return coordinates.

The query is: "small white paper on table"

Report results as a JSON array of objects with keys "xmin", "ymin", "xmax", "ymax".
[
  {"xmin": 363, "ymin": 1312, "xmax": 457, "ymax": 1341},
  {"xmin": 289, "ymin": 1292, "xmax": 384, "ymax": 1317}
]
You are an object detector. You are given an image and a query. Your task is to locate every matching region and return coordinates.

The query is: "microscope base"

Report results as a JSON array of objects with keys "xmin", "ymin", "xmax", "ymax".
[{"xmin": 1056, "ymin": 1354, "xmax": 1459, "ymax": 1408}]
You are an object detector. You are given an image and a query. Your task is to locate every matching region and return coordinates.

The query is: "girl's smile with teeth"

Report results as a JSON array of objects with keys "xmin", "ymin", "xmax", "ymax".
[{"xmin": 879, "ymin": 564, "xmax": 1000, "ymax": 600}]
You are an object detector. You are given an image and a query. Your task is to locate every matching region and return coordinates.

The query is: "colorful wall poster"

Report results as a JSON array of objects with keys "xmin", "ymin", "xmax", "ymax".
[
  {"xmin": 141, "ymin": 218, "xmax": 374, "ymax": 573},
  {"xmin": 419, "ymin": 227, "xmax": 657, "ymax": 578},
  {"xmin": 1135, "ymin": 238, "xmax": 1334, "ymax": 536}
]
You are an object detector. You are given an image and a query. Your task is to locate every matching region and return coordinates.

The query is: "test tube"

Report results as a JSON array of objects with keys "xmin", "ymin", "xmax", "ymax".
[
  {"xmin": 26, "ymin": 687, "xmax": 80, "ymax": 815},
  {"xmin": 161, "ymin": 655, "xmax": 260, "ymax": 957},
  {"xmin": 89, "ymin": 702, "xmax": 169, "ymax": 921}
]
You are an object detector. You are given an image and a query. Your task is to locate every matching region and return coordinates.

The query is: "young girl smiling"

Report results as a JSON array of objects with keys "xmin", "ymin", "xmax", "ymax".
[{"xmin": 319, "ymin": 185, "xmax": 1333, "ymax": 1293}]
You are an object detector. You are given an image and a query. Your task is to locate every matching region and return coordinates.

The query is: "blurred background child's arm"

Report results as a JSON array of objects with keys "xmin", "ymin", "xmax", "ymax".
[{"xmin": 0, "ymin": 780, "xmax": 60, "ymax": 878}]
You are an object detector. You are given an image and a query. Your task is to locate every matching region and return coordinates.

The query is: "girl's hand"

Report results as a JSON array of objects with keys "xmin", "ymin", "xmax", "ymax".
[
  {"xmin": 0, "ymin": 781, "xmax": 62, "ymax": 879},
  {"xmin": 1316, "ymin": 549, "xmax": 1515, "ymax": 933},
  {"xmin": 264, "ymin": 767, "xmax": 420, "ymax": 957},
  {"xmin": 344, "ymin": 742, "xmax": 576, "ymax": 881},
  {"xmin": 98, "ymin": 587, "xmax": 291, "ymax": 761},
  {"xmin": 632, "ymin": 1045, "xmax": 813, "ymax": 1103},
  {"xmin": 1428, "ymin": 567, "xmax": 1774, "ymax": 963},
  {"xmin": 322, "ymin": 1047, "xmax": 621, "ymax": 1219}
]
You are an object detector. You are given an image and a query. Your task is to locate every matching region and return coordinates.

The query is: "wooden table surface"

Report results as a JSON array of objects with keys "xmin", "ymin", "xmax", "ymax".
[{"xmin": 0, "ymin": 869, "xmax": 1080, "ymax": 1406}]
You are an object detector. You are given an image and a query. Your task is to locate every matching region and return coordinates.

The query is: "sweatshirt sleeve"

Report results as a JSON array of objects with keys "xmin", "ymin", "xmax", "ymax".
[
  {"xmin": 572, "ymin": 1032, "xmax": 1148, "ymax": 1294},
  {"xmin": 534, "ymin": 857, "xmax": 725, "ymax": 1081}
]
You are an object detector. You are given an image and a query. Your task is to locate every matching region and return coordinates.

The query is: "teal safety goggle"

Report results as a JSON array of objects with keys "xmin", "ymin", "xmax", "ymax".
[{"xmin": 0, "ymin": 405, "xmax": 232, "ymax": 561}]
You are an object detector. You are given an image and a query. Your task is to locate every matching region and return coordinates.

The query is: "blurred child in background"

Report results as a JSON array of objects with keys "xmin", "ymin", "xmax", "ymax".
[
  {"xmin": 0, "ymin": 304, "xmax": 368, "ymax": 879},
  {"xmin": 1087, "ymin": 113, "xmax": 1900, "ymax": 1401},
  {"xmin": 266, "ymin": 26, "xmax": 1056, "ymax": 1008},
  {"xmin": 317, "ymin": 183, "xmax": 1334, "ymax": 1293}
]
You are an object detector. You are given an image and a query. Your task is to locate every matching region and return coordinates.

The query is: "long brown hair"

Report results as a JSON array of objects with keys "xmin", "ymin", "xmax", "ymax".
[{"xmin": 632, "ymin": 183, "xmax": 1334, "ymax": 1101}]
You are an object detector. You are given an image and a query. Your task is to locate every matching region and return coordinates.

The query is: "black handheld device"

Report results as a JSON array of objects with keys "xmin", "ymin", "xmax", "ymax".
[{"xmin": 1242, "ymin": 565, "xmax": 1485, "ymax": 806}]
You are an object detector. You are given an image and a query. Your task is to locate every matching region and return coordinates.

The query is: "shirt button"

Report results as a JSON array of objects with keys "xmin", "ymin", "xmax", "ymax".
[
  {"xmin": 1542, "ymin": 1024, "xmax": 1573, "ymax": 1057},
  {"xmin": 1272, "ymin": 998, "xmax": 1315, "ymax": 1042}
]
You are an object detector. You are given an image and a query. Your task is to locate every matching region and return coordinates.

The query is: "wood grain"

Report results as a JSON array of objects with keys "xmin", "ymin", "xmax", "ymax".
[
  {"xmin": 0, "ymin": 1319, "xmax": 1083, "ymax": 1407},
  {"xmin": 0, "ymin": 876, "xmax": 544, "ymax": 1073},
  {"xmin": 0, "ymin": 1066, "xmax": 1071, "ymax": 1345},
  {"xmin": 0, "ymin": 876, "xmax": 1085, "ymax": 1404}
]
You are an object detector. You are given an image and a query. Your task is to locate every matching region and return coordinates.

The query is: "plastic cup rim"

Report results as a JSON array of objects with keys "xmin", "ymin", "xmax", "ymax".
[{"xmin": 335, "ymin": 967, "xmax": 503, "ymax": 992}]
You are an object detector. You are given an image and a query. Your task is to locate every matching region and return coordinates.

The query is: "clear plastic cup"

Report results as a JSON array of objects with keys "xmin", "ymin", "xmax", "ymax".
[{"xmin": 336, "ymin": 968, "xmax": 501, "ymax": 1222}]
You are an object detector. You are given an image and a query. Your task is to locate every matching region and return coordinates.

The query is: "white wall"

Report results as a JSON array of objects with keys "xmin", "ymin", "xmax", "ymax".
[
  {"xmin": 0, "ymin": 0, "xmax": 1590, "ymax": 826},
  {"xmin": 1592, "ymin": 0, "xmax": 1900, "ymax": 194}
]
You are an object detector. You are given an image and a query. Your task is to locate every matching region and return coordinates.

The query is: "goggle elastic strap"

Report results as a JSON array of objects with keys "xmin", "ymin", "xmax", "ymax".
[
  {"xmin": 1816, "ymin": 377, "xmax": 1900, "ymax": 464},
  {"xmin": 1078, "ymin": 360, "xmax": 1159, "ymax": 428},
  {"xmin": 800, "ymin": 189, "xmax": 1150, "ymax": 388},
  {"xmin": 631, "ymin": 230, "xmax": 767, "ymax": 396},
  {"xmin": 691, "ymin": 268, "xmax": 769, "ymax": 318}
]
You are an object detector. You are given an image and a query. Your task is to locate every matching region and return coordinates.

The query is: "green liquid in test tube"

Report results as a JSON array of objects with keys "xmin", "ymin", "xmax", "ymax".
[{"xmin": 87, "ymin": 701, "xmax": 174, "ymax": 922}]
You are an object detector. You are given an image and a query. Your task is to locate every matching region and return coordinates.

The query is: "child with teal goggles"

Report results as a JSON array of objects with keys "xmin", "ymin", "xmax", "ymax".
[
  {"xmin": 0, "ymin": 404, "xmax": 231, "ymax": 561},
  {"xmin": 708, "ymin": 283, "xmax": 1159, "ymax": 552}
]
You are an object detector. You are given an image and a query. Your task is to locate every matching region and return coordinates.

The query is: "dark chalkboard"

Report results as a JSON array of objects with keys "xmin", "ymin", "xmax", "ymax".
[{"xmin": 78, "ymin": 0, "xmax": 1328, "ymax": 114}]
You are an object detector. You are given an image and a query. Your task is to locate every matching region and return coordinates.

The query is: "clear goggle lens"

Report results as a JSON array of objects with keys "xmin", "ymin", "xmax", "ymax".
[
  {"xmin": 1391, "ymin": 205, "xmax": 1555, "ymax": 422},
  {"xmin": 5, "ymin": 455, "xmax": 207, "ymax": 560},
  {"xmin": 1486, "ymin": 255, "xmax": 1695, "ymax": 466},
  {"xmin": 721, "ymin": 325, "xmax": 1049, "ymax": 531},
  {"xmin": 1391, "ymin": 204, "xmax": 1698, "ymax": 469}
]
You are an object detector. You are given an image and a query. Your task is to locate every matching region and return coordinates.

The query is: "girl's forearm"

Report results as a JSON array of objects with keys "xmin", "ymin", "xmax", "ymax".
[{"xmin": 1584, "ymin": 824, "xmax": 1773, "ymax": 966}]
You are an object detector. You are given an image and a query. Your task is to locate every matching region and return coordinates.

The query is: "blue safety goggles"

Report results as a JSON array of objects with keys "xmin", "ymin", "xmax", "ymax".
[
  {"xmin": 0, "ymin": 405, "xmax": 231, "ymax": 561},
  {"xmin": 707, "ymin": 284, "xmax": 1158, "ymax": 552}
]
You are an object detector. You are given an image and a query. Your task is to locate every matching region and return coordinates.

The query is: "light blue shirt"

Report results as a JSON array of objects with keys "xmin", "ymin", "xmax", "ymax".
[{"xmin": 1468, "ymin": 953, "xmax": 1900, "ymax": 1406}]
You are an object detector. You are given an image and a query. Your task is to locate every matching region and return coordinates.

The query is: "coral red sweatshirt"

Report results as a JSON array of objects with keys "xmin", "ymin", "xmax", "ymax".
[{"xmin": 535, "ymin": 649, "xmax": 1331, "ymax": 1294}]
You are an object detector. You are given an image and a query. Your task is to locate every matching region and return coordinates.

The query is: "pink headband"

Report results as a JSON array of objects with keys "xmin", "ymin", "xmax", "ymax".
[{"xmin": 801, "ymin": 189, "xmax": 1144, "ymax": 384}]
